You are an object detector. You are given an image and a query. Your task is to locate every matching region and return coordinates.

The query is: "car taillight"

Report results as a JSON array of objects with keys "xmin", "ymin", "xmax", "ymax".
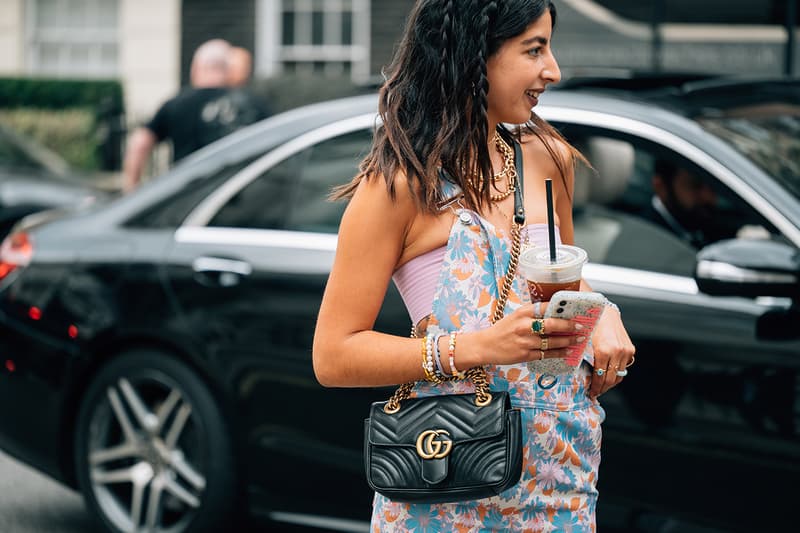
[{"xmin": 0, "ymin": 232, "xmax": 33, "ymax": 282}]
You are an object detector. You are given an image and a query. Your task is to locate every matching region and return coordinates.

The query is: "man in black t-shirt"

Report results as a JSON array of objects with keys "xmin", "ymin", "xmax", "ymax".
[{"xmin": 123, "ymin": 39, "xmax": 269, "ymax": 192}]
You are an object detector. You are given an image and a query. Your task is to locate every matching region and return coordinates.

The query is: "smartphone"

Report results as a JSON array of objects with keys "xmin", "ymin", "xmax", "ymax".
[{"xmin": 527, "ymin": 290, "xmax": 606, "ymax": 375}]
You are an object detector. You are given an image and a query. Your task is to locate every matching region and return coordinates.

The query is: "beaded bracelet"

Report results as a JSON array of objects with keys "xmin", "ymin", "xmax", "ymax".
[
  {"xmin": 421, "ymin": 336, "xmax": 436, "ymax": 382},
  {"xmin": 448, "ymin": 332, "xmax": 465, "ymax": 379},
  {"xmin": 433, "ymin": 333, "xmax": 448, "ymax": 377},
  {"xmin": 422, "ymin": 333, "xmax": 446, "ymax": 383}
]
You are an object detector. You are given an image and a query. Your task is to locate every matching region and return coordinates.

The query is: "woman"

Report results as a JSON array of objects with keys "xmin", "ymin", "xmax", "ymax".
[{"xmin": 313, "ymin": 0, "xmax": 635, "ymax": 530}]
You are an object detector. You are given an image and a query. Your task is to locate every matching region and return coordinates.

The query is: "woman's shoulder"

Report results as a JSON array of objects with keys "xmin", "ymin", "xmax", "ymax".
[
  {"xmin": 349, "ymin": 170, "xmax": 419, "ymax": 222},
  {"xmin": 519, "ymin": 129, "xmax": 573, "ymax": 162}
]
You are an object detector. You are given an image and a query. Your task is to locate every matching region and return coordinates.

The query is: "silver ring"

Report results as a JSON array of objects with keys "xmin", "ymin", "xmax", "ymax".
[
  {"xmin": 533, "ymin": 301, "xmax": 543, "ymax": 318},
  {"xmin": 615, "ymin": 369, "xmax": 628, "ymax": 377},
  {"xmin": 595, "ymin": 368, "xmax": 606, "ymax": 376}
]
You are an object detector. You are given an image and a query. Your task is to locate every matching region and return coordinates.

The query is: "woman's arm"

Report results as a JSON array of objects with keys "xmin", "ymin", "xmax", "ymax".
[
  {"xmin": 313, "ymin": 174, "xmax": 424, "ymax": 387},
  {"xmin": 313, "ymin": 172, "xmax": 584, "ymax": 388},
  {"xmin": 536, "ymin": 135, "xmax": 635, "ymax": 397}
]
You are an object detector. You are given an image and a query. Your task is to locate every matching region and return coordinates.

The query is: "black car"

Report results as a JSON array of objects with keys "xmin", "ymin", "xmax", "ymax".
[
  {"xmin": 0, "ymin": 123, "xmax": 108, "ymax": 237},
  {"xmin": 0, "ymin": 77, "xmax": 798, "ymax": 533}
]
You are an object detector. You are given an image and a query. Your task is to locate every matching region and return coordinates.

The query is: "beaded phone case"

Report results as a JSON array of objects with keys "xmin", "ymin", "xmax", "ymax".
[{"xmin": 527, "ymin": 290, "xmax": 606, "ymax": 376}]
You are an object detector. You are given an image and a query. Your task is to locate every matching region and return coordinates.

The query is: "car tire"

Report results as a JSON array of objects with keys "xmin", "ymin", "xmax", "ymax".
[{"xmin": 74, "ymin": 350, "xmax": 236, "ymax": 533}]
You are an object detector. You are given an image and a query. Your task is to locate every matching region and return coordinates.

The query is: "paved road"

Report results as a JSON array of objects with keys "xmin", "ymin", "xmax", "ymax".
[
  {"xmin": 0, "ymin": 450, "xmax": 99, "ymax": 533},
  {"xmin": 0, "ymin": 450, "xmax": 346, "ymax": 533}
]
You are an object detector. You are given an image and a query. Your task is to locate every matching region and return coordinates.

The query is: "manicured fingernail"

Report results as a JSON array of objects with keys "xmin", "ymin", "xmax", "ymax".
[
  {"xmin": 575, "ymin": 323, "xmax": 585, "ymax": 331},
  {"xmin": 576, "ymin": 336, "xmax": 586, "ymax": 343}
]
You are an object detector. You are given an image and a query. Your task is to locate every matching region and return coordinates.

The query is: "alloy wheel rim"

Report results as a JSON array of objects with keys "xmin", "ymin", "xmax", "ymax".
[{"xmin": 86, "ymin": 375, "xmax": 207, "ymax": 532}]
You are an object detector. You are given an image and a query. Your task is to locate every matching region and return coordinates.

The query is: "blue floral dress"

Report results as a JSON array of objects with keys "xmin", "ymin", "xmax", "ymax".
[{"xmin": 371, "ymin": 193, "xmax": 605, "ymax": 532}]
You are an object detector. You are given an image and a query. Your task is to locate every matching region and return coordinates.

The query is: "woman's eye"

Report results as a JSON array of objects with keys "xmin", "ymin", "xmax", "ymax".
[{"xmin": 529, "ymin": 47, "xmax": 543, "ymax": 57}]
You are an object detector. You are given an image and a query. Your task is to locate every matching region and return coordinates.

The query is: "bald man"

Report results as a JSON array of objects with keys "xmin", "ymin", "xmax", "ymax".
[
  {"xmin": 228, "ymin": 46, "xmax": 253, "ymax": 87},
  {"xmin": 123, "ymin": 39, "xmax": 269, "ymax": 192}
]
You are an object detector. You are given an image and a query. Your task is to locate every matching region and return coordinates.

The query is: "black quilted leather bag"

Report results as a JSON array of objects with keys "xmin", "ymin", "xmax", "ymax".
[
  {"xmin": 363, "ymin": 132, "xmax": 527, "ymax": 503},
  {"xmin": 364, "ymin": 388, "xmax": 522, "ymax": 503}
]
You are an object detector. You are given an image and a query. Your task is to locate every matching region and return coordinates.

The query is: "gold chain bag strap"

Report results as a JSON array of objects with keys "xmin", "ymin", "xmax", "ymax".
[{"xmin": 363, "ymin": 131, "xmax": 526, "ymax": 504}]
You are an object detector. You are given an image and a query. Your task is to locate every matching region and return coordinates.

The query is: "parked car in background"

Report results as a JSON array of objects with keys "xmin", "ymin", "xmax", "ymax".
[
  {"xmin": 0, "ymin": 123, "xmax": 109, "ymax": 237},
  {"xmin": 0, "ymin": 76, "xmax": 797, "ymax": 533}
]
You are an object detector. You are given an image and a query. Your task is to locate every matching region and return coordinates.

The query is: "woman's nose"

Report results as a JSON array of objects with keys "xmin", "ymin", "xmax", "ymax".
[{"xmin": 543, "ymin": 56, "xmax": 561, "ymax": 84}]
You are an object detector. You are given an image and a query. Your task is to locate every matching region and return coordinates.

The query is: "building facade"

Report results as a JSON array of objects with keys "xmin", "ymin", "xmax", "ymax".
[{"xmin": 0, "ymin": 0, "xmax": 796, "ymax": 125}]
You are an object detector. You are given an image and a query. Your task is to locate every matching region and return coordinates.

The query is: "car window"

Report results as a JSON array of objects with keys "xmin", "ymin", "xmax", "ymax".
[
  {"xmin": 559, "ymin": 127, "xmax": 779, "ymax": 277},
  {"xmin": 126, "ymin": 158, "xmax": 256, "ymax": 228},
  {"xmin": 209, "ymin": 128, "xmax": 372, "ymax": 232},
  {"xmin": 284, "ymin": 128, "xmax": 372, "ymax": 233},
  {"xmin": 0, "ymin": 129, "xmax": 48, "ymax": 173}
]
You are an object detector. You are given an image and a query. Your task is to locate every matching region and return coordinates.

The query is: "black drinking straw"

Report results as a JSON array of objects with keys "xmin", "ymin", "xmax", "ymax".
[{"xmin": 545, "ymin": 178, "xmax": 557, "ymax": 263}]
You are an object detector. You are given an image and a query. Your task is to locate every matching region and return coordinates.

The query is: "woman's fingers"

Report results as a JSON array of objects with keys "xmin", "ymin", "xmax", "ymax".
[
  {"xmin": 589, "ymin": 360, "xmax": 627, "ymax": 398},
  {"xmin": 529, "ymin": 347, "xmax": 572, "ymax": 360},
  {"xmin": 589, "ymin": 362, "xmax": 611, "ymax": 398},
  {"xmin": 528, "ymin": 317, "xmax": 583, "ymax": 335},
  {"xmin": 537, "ymin": 334, "xmax": 585, "ymax": 351}
]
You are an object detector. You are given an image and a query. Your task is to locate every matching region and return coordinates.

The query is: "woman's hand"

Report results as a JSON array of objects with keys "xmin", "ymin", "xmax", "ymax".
[
  {"xmin": 587, "ymin": 307, "xmax": 635, "ymax": 399},
  {"xmin": 457, "ymin": 303, "xmax": 585, "ymax": 368}
]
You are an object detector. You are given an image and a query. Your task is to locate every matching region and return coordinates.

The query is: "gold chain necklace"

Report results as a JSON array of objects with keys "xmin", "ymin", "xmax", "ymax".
[{"xmin": 466, "ymin": 133, "xmax": 517, "ymax": 203}]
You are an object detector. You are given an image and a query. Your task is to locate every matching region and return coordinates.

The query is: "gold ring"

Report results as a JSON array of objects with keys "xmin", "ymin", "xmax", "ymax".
[
  {"xmin": 595, "ymin": 368, "xmax": 606, "ymax": 376},
  {"xmin": 625, "ymin": 355, "xmax": 636, "ymax": 368},
  {"xmin": 540, "ymin": 336, "xmax": 549, "ymax": 350},
  {"xmin": 531, "ymin": 319, "xmax": 546, "ymax": 335},
  {"xmin": 539, "ymin": 349, "xmax": 545, "ymax": 360}
]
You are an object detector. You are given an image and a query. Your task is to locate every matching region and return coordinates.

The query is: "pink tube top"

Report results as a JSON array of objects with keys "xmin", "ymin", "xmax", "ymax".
[{"xmin": 392, "ymin": 223, "xmax": 561, "ymax": 325}]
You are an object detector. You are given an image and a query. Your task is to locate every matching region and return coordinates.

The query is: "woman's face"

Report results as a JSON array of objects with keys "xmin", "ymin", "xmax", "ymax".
[{"xmin": 486, "ymin": 11, "xmax": 561, "ymax": 128}]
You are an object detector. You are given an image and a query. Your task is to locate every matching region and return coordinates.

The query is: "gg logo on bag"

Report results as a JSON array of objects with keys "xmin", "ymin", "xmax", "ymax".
[{"xmin": 415, "ymin": 429, "xmax": 453, "ymax": 459}]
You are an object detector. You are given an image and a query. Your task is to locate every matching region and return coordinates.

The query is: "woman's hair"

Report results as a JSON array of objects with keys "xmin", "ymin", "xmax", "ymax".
[{"xmin": 334, "ymin": 0, "xmax": 581, "ymax": 211}]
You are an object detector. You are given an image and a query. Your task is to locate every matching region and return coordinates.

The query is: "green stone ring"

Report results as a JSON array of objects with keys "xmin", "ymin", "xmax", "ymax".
[{"xmin": 531, "ymin": 319, "xmax": 546, "ymax": 335}]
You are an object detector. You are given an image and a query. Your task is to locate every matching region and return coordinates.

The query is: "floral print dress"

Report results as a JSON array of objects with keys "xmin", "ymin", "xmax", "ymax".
[{"xmin": 371, "ymin": 190, "xmax": 605, "ymax": 532}]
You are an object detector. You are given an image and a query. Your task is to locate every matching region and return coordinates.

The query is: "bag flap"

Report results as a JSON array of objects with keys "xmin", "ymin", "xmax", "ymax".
[{"xmin": 367, "ymin": 391, "xmax": 511, "ymax": 447}]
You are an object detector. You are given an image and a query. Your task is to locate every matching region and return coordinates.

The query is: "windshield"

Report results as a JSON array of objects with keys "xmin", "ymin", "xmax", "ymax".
[
  {"xmin": 0, "ymin": 125, "xmax": 70, "ymax": 177},
  {"xmin": 696, "ymin": 105, "xmax": 800, "ymax": 199}
]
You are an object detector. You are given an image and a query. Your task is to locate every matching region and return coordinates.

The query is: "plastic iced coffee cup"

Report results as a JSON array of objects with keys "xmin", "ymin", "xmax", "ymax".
[{"xmin": 518, "ymin": 245, "xmax": 587, "ymax": 302}]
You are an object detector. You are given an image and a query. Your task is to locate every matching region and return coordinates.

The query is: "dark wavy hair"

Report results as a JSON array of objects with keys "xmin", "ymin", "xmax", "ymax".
[{"xmin": 335, "ymin": 0, "xmax": 579, "ymax": 212}]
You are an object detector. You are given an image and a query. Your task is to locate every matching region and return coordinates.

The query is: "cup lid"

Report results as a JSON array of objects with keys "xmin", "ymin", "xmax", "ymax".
[{"xmin": 519, "ymin": 244, "xmax": 587, "ymax": 277}]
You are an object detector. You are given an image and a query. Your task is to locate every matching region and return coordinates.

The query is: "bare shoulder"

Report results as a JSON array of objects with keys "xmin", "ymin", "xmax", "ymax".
[
  {"xmin": 348, "ymin": 171, "xmax": 416, "ymax": 219},
  {"xmin": 519, "ymin": 130, "xmax": 573, "ymax": 165},
  {"xmin": 339, "ymin": 171, "xmax": 418, "ymax": 255}
]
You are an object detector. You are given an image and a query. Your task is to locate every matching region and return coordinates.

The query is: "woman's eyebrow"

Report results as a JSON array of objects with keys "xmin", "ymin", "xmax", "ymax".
[{"xmin": 521, "ymin": 36, "xmax": 548, "ymax": 46}]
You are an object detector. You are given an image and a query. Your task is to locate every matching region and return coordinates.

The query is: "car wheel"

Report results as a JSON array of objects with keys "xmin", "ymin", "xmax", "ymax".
[{"xmin": 74, "ymin": 350, "xmax": 236, "ymax": 533}]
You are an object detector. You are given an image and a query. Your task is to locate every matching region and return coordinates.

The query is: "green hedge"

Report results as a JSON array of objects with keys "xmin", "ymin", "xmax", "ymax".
[
  {"xmin": 0, "ymin": 108, "xmax": 100, "ymax": 170},
  {"xmin": 0, "ymin": 77, "xmax": 123, "ymax": 113},
  {"xmin": 0, "ymin": 78, "xmax": 125, "ymax": 171}
]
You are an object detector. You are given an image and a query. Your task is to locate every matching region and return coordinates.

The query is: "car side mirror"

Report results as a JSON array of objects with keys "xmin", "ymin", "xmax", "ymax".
[{"xmin": 695, "ymin": 239, "xmax": 800, "ymax": 300}]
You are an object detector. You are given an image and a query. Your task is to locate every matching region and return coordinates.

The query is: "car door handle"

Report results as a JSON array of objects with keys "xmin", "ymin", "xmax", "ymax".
[
  {"xmin": 192, "ymin": 257, "xmax": 253, "ymax": 288},
  {"xmin": 193, "ymin": 257, "xmax": 253, "ymax": 276}
]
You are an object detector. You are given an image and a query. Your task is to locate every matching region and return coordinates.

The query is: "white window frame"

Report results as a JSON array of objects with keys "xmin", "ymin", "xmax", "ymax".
[
  {"xmin": 25, "ymin": 0, "xmax": 119, "ymax": 78},
  {"xmin": 256, "ymin": 0, "xmax": 370, "ymax": 82}
]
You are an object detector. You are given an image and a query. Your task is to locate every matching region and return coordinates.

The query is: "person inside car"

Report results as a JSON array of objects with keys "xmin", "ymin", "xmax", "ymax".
[
  {"xmin": 642, "ymin": 158, "xmax": 736, "ymax": 248},
  {"xmin": 313, "ymin": 0, "xmax": 635, "ymax": 530}
]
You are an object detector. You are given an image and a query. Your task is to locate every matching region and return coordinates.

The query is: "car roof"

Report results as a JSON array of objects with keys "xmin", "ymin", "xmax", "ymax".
[
  {"xmin": 86, "ymin": 77, "xmax": 799, "ymax": 230},
  {"xmin": 557, "ymin": 74, "xmax": 800, "ymax": 117}
]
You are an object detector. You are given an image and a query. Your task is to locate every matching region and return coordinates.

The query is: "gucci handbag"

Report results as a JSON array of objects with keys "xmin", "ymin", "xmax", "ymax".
[
  {"xmin": 363, "ymin": 374, "xmax": 523, "ymax": 503},
  {"xmin": 364, "ymin": 136, "xmax": 526, "ymax": 503}
]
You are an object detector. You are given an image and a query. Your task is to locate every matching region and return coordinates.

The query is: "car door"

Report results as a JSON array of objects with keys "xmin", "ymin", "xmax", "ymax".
[
  {"xmin": 551, "ymin": 121, "xmax": 800, "ymax": 530},
  {"xmin": 162, "ymin": 116, "xmax": 409, "ymax": 518}
]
